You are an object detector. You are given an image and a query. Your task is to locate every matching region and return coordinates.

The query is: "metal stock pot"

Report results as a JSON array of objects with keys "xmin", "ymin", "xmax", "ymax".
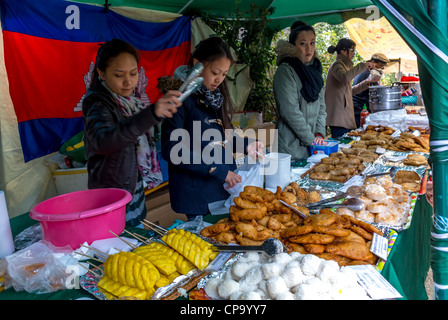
[{"xmin": 369, "ymin": 83, "xmax": 402, "ymax": 112}]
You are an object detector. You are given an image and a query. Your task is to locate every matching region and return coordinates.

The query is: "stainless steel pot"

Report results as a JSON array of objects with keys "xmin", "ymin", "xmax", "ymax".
[{"xmin": 369, "ymin": 83, "xmax": 402, "ymax": 112}]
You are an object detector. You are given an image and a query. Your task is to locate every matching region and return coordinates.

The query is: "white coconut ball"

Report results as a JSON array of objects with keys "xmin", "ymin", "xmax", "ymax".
[
  {"xmin": 261, "ymin": 262, "xmax": 284, "ymax": 279},
  {"xmin": 266, "ymin": 276, "xmax": 289, "ymax": 299},
  {"xmin": 231, "ymin": 261, "xmax": 254, "ymax": 281},
  {"xmin": 316, "ymin": 259, "xmax": 341, "ymax": 283},
  {"xmin": 239, "ymin": 265, "xmax": 263, "ymax": 288},
  {"xmin": 218, "ymin": 279, "xmax": 240, "ymax": 299},
  {"xmin": 276, "ymin": 291, "xmax": 295, "ymax": 300},
  {"xmin": 245, "ymin": 291, "xmax": 264, "ymax": 300},
  {"xmin": 300, "ymin": 254, "xmax": 322, "ymax": 276},
  {"xmin": 204, "ymin": 277, "xmax": 221, "ymax": 300},
  {"xmin": 239, "ymin": 252, "xmax": 261, "ymax": 263},
  {"xmin": 281, "ymin": 265, "xmax": 306, "ymax": 288},
  {"xmin": 294, "ymin": 283, "xmax": 322, "ymax": 300},
  {"xmin": 273, "ymin": 252, "xmax": 293, "ymax": 266}
]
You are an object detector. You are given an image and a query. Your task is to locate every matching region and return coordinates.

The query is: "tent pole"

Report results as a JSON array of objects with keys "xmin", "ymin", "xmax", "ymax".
[{"xmin": 426, "ymin": 0, "xmax": 448, "ymax": 301}]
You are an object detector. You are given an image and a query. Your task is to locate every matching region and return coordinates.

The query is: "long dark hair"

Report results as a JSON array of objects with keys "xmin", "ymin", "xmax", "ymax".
[
  {"xmin": 90, "ymin": 39, "xmax": 140, "ymax": 89},
  {"xmin": 189, "ymin": 36, "xmax": 235, "ymax": 130},
  {"xmin": 327, "ymin": 38, "xmax": 356, "ymax": 54}
]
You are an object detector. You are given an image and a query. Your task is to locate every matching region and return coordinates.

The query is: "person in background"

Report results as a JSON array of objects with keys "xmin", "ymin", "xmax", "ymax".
[
  {"xmin": 161, "ymin": 36, "xmax": 264, "ymax": 219},
  {"xmin": 325, "ymin": 38, "xmax": 379, "ymax": 139},
  {"xmin": 273, "ymin": 21, "xmax": 327, "ymax": 161},
  {"xmin": 352, "ymin": 53, "xmax": 390, "ymax": 127},
  {"xmin": 82, "ymin": 39, "xmax": 182, "ymax": 226}
]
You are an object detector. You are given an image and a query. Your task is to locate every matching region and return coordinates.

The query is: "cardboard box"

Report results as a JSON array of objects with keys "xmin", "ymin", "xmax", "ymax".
[
  {"xmin": 145, "ymin": 185, "xmax": 187, "ymax": 228},
  {"xmin": 242, "ymin": 122, "xmax": 276, "ymax": 147},
  {"xmin": 52, "ymin": 167, "xmax": 88, "ymax": 195}
]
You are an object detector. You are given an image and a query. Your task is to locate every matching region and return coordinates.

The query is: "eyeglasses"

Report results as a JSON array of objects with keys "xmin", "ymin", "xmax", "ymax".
[{"xmin": 349, "ymin": 48, "xmax": 356, "ymax": 52}]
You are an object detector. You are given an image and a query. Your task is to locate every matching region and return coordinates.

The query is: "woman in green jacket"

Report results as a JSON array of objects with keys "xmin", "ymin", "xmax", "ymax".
[{"xmin": 273, "ymin": 21, "xmax": 327, "ymax": 161}]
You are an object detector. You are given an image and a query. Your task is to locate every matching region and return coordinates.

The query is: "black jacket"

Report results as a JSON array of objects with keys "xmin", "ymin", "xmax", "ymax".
[
  {"xmin": 161, "ymin": 91, "xmax": 250, "ymax": 216},
  {"xmin": 82, "ymin": 82, "xmax": 161, "ymax": 194}
]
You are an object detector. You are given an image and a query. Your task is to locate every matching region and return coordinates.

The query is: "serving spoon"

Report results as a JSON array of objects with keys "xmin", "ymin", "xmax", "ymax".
[{"xmin": 212, "ymin": 238, "xmax": 286, "ymax": 256}]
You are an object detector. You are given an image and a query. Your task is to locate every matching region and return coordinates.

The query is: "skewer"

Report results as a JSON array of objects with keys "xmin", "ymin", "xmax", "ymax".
[
  {"xmin": 80, "ymin": 244, "xmax": 109, "ymax": 259},
  {"xmin": 78, "ymin": 263, "xmax": 101, "ymax": 278},
  {"xmin": 141, "ymin": 221, "xmax": 166, "ymax": 236},
  {"xmin": 142, "ymin": 219, "xmax": 168, "ymax": 233},
  {"xmin": 74, "ymin": 251, "xmax": 105, "ymax": 264},
  {"xmin": 108, "ymin": 230, "xmax": 137, "ymax": 249},
  {"xmin": 87, "ymin": 261, "xmax": 104, "ymax": 275},
  {"xmin": 122, "ymin": 229, "xmax": 150, "ymax": 244}
]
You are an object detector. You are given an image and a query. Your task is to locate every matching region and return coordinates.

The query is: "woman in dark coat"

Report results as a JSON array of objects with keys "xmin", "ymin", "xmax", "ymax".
[
  {"xmin": 82, "ymin": 39, "xmax": 182, "ymax": 225},
  {"xmin": 161, "ymin": 37, "xmax": 263, "ymax": 218}
]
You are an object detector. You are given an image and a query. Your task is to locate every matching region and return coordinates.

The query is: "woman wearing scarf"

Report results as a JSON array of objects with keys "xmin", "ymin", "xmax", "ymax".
[
  {"xmin": 273, "ymin": 21, "xmax": 327, "ymax": 161},
  {"xmin": 325, "ymin": 38, "xmax": 376, "ymax": 139},
  {"xmin": 82, "ymin": 39, "xmax": 182, "ymax": 226},
  {"xmin": 160, "ymin": 36, "xmax": 264, "ymax": 219}
]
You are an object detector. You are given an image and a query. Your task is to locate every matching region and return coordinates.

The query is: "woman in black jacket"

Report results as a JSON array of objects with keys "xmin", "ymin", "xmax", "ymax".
[
  {"xmin": 161, "ymin": 37, "xmax": 264, "ymax": 219},
  {"xmin": 82, "ymin": 39, "xmax": 182, "ymax": 226}
]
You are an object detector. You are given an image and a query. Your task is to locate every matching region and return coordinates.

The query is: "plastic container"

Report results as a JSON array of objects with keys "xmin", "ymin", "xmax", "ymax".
[
  {"xmin": 309, "ymin": 140, "xmax": 340, "ymax": 156},
  {"xmin": 59, "ymin": 131, "xmax": 87, "ymax": 163},
  {"xmin": 264, "ymin": 152, "xmax": 291, "ymax": 189},
  {"xmin": 30, "ymin": 188, "xmax": 132, "ymax": 249}
]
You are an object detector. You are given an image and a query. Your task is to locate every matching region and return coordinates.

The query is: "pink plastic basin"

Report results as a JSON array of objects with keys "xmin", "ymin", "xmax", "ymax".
[{"xmin": 30, "ymin": 188, "xmax": 132, "ymax": 250}]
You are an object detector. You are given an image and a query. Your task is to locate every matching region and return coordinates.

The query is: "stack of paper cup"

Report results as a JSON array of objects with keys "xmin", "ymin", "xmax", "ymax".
[
  {"xmin": 264, "ymin": 152, "xmax": 292, "ymax": 190},
  {"xmin": 0, "ymin": 191, "xmax": 14, "ymax": 258}
]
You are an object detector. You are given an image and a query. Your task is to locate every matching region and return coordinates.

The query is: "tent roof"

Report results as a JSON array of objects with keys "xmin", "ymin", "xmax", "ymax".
[{"xmin": 72, "ymin": 0, "xmax": 374, "ymax": 29}]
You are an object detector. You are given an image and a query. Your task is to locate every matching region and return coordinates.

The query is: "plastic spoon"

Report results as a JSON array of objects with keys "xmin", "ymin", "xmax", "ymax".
[{"xmin": 212, "ymin": 238, "xmax": 286, "ymax": 256}]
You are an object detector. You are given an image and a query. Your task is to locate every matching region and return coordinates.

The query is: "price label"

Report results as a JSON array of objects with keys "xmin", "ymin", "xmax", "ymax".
[{"xmin": 370, "ymin": 232, "xmax": 389, "ymax": 261}]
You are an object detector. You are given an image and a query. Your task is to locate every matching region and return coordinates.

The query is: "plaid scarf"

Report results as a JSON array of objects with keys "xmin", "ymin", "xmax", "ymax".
[{"xmin": 101, "ymin": 81, "xmax": 162, "ymax": 189}]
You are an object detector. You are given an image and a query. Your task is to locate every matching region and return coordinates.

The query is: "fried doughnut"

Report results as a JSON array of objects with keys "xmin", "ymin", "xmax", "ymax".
[
  {"xmin": 200, "ymin": 223, "xmax": 231, "ymax": 237},
  {"xmin": 349, "ymin": 226, "xmax": 373, "ymax": 240},
  {"xmin": 289, "ymin": 233, "xmax": 335, "ymax": 244},
  {"xmin": 306, "ymin": 191, "xmax": 321, "ymax": 203},
  {"xmin": 235, "ymin": 222, "xmax": 272, "ymax": 241},
  {"xmin": 229, "ymin": 205, "xmax": 267, "ymax": 222},
  {"xmin": 235, "ymin": 234, "xmax": 263, "ymax": 246},
  {"xmin": 234, "ymin": 196, "xmax": 267, "ymax": 210},
  {"xmin": 311, "ymin": 225, "xmax": 351, "ymax": 237},
  {"xmin": 341, "ymin": 214, "xmax": 383, "ymax": 236},
  {"xmin": 303, "ymin": 244, "xmax": 325, "ymax": 254},
  {"xmin": 280, "ymin": 225, "xmax": 314, "ymax": 238},
  {"xmin": 309, "ymin": 172, "xmax": 331, "ymax": 181}
]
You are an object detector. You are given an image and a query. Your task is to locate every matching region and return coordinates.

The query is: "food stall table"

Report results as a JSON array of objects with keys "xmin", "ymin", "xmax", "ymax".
[{"xmin": 1, "ymin": 195, "xmax": 433, "ymax": 300}]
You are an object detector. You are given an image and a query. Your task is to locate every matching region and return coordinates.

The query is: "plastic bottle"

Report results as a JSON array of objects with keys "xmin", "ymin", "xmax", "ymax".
[{"xmin": 360, "ymin": 104, "xmax": 369, "ymax": 127}]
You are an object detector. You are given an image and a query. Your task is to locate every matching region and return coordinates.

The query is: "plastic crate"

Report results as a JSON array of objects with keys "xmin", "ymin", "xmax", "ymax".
[{"xmin": 309, "ymin": 140, "xmax": 340, "ymax": 155}]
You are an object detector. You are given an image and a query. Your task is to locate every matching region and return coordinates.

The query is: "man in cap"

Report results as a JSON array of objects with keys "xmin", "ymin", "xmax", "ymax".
[{"xmin": 352, "ymin": 53, "xmax": 390, "ymax": 127}]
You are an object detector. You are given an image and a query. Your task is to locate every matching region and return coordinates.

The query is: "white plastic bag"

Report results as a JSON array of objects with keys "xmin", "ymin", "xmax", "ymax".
[{"xmin": 224, "ymin": 158, "xmax": 264, "ymax": 208}]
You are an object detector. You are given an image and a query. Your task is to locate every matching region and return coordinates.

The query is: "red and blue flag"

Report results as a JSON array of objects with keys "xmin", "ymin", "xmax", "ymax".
[{"xmin": 1, "ymin": 0, "xmax": 191, "ymax": 162}]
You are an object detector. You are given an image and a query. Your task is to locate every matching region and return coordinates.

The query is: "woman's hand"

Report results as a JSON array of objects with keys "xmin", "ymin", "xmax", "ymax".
[
  {"xmin": 246, "ymin": 141, "xmax": 264, "ymax": 161},
  {"xmin": 153, "ymin": 90, "xmax": 182, "ymax": 118},
  {"xmin": 313, "ymin": 136, "xmax": 326, "ymax": 146},
  {"xmin": 225, "ymin": 171, "xmax": 242, "ymax": 189}
]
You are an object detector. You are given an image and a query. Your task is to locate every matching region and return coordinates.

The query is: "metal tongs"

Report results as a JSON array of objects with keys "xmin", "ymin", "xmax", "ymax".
[
  {"xmin": 178, "ymin": 62, "xmax": 204, "ymax": 102},
  {"xmin": 213, "ymin": 238, "xmax": 286, "ymax": 256}
]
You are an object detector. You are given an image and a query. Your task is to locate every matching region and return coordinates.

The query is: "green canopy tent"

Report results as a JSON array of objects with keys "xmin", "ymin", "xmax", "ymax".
[{"xmin": 2, "ymin": 0, "xmax": 446, "ymax": 299}]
